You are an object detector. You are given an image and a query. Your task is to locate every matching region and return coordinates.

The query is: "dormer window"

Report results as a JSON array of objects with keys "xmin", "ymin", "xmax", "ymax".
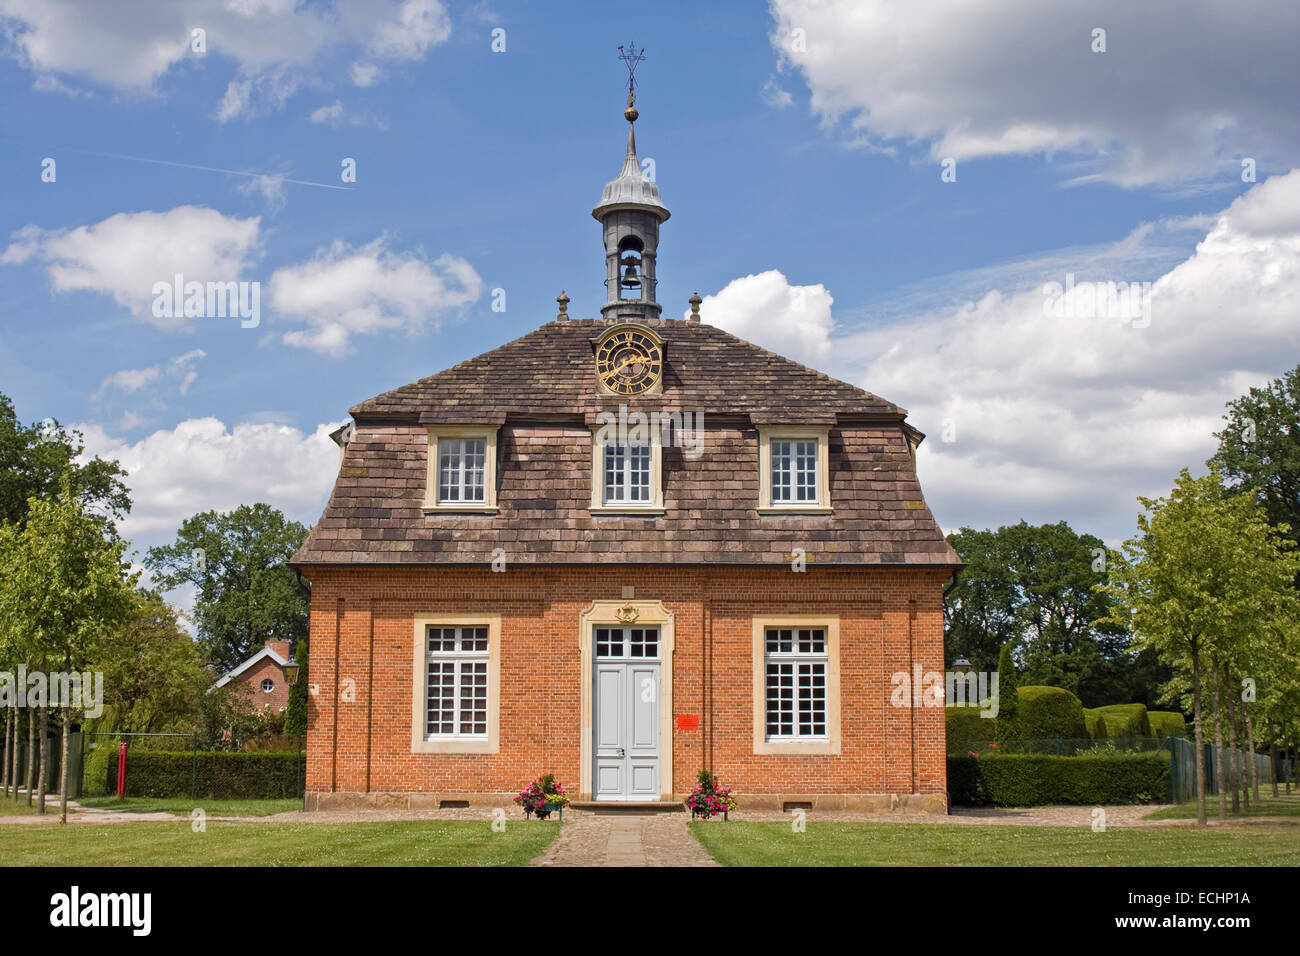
[
  {"xmin": 424, "ymin": 426, "xmax": 499, "ymax": 514},
  {"xmin": 757, "ymin": 426, "xmax": 832, "ymax": 514},
  {"xmin": 590, "ymin": 421, "xmax": 664, "ymax": 515}
]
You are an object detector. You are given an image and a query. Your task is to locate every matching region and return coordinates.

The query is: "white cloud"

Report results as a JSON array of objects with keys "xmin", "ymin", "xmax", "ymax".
[
  {"xmin": 270, "ymin": 237, "xmax": 484, "ymax": 356},
  {"xmin": 94, "ymin": 367, "xmax": 161, "ymax": 399},
  {"xmin": 308, "ymin": 99, "xmax": 389, "ymax": 130},
  {"xmin": 0, "ymin": 0, "xmax": 452, "ymax": 119},
  {"xmin": 168, "ymin": 349, "xmax": 206, "ymax": 395},
  {"xmin": 761, "ymin": 76, "xmax": 792, "ymax": 109},
  {"xmin": 2, "ymin": 206, "xmax": 261, "ymax": 327},
  {"xmin": 770, "ymin": 0, "xmax": 1300, "ymax": 185},
  {"xmin": 694, "ymin": 270, "xmax": 834, "ymax": 366},
  {"xmin": 77, "ymin": 417, "xmax": 341, "ymax": 547},
  {"xmin": 830, "ymin": 169, "xmax": 1300, "ymax": 541}
]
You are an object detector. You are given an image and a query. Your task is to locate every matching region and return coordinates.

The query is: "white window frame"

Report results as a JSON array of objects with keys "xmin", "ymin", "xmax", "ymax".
[
  {"xmin": 752, "ymin": 615, "xmax": 840, "ymax": 755},
  {"xmin": 411, "ymin": 613, "xmax": 500, "ymax": 754},
  {"xmin": 757, "ymin": 425, "xmax": 832, "ymax": 514},
  {"xmin": 424, "ymin": 426, "xmax": 499, "ymax": 514},
  {"xmin": 590, "ymin": 427, "xmax": 664, "ymax": 514}
]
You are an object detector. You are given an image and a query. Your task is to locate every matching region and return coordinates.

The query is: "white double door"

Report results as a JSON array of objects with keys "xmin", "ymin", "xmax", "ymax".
[{"xmin": 593, "ymin": 626, "xmax": 661, "ymax": 801}]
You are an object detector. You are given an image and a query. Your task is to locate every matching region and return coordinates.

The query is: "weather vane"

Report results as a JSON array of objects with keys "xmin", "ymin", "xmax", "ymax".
[{"xmin": 617, "ymin": 41, "xmax": 645, "ymax": 116}]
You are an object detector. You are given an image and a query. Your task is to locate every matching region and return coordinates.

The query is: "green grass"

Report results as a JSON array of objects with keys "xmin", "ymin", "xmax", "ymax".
[
  {"xmin": 689, "ymin": 821, "xmax": 1300, "ymax": 866},
  {"xmin": 0, "ymin": 819, "xmax": 559, "ymax": 866},
  {"xmin": 0, "ymin": 797, "xmax": 41, "ymax": 817},
  {"xmin": 76, "ymin": 796, "xmax": 301, "ymax": 817},
  {"xmin": 1145, "ymin": 790, "xmax": 1300, "ymax": 821}
]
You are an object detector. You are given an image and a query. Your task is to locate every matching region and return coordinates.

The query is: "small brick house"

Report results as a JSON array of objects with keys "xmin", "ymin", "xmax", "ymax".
[
  {"xmin": 291, "ymin": 98, "xmax": 961, "ymax": 811},
  {"xmin": 213, "ymin": 640, "xmax": 294, "ymax": 715}
]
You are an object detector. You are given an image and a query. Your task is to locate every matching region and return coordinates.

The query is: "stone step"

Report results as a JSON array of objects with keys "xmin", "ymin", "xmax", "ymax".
[{"xmin": 568, "ymin": 800, "xmax": 685, "ymax": 813}]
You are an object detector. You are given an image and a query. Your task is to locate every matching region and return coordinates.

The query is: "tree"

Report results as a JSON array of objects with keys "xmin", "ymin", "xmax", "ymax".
[
  {"xmin": 1210, "ymin": 365, "xmax": 1300, "ymax": 567},
  {"xmin": 0, "ymin": 471, "xmax": 138, "ymax": 821},
  {"xmin": 944, "ymin": 528, "xmax": 1019, "ymax": 674},
  {"xmin": 995, "ymin": 642, "xmax": 1020, "ymax": 742},
  {"xmin": 145, "ymin": 504, "xmax": 310, "ymax": 672},
  {"xmin": 945, "ymin": 521, "xmax": 1161, "ymax": 705},
  {"xmin": 0, "ymin": 392, "xmax": 130, "ymax": 532},
  {"xmin": 1101, "ymin": 468, "xmax": 1300, "ymax": 825},
  {"xmin": 91, "ymin": 591, "xmax": 207, "ymax": 734}
]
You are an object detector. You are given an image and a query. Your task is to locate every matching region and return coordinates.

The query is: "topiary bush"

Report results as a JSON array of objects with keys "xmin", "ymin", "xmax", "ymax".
[
  {"xmin": 947, "ymin": 752, "xmax": 1169, "ymax": 806},
  {"xmin": 1016, "ymin": 685, "xmax": 1088, "ymax": 739},
  {"xmin": 1148, "ymin": 711, "xmax": 1188, "ymax": 740},
  {"xmin": 1092, "ymin": 703, "xmax": 1152, "ymax": 739}
]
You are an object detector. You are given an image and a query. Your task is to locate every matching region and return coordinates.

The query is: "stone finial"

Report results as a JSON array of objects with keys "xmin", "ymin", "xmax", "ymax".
[
  {"xmin": 688, "ymin": 291, "xmax": 702, "ymax": 323},
  {"xmin": 557, "ymin": 290, "xmax": 570, "ymax": 321}
]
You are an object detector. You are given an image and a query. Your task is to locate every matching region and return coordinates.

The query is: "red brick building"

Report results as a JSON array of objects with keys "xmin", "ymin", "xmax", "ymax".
[
  {"xmin": 292, "ymin": 95, "xmax": 960, "ymax": 811},
  {"xmin": 213, "ymin": 640, "xmax": 294, "ymax": 715}
]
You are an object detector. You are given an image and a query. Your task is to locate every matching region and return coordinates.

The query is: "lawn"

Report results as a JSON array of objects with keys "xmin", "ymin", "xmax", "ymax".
[
  {"xmin": 1145, "ymin": 790, "xmax": 1300, "ymax": 821},
  {"xmin": 0, "ymin": 820, "xmax": 559, "ymax": 866},
  {"xmin": 0, "ymin": 798, "xmax": 40, "ymax": 817},
  {"xmin": 76, "ymin": 796, "xmax": 301, "ymax": 817},
  {"xmin": 689, "ymin": 821, "xmax": 1300, "ymax": 866}
]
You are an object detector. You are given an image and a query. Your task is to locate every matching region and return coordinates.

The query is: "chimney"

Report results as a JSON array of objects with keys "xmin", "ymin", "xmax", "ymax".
[{"xmin": 266, "ymin": 640, "xmax": 292, "ymax": 661}]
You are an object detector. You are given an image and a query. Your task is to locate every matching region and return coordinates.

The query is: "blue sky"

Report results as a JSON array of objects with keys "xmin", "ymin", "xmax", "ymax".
[{"xmin": 1, "ymin": 0, "xmax": 1298, "ymax": 586}]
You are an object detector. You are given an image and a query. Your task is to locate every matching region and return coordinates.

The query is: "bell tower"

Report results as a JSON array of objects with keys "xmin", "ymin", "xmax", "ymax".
[{"xmin": 593, "ymin": 43, "xmax": 669, "ymax": 323}]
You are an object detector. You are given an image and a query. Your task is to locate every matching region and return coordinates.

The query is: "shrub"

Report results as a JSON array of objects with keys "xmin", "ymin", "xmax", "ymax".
[
  {"xmin": 106, "ymin": 750, "xmax": 300, "ymax": 799},
  {"xmin": 1092, "ymin": 703, "xmax": 1152, "ymax": 739},
  {"xmin": 1016, "ymin": 685, "xmax": 1087, "ymax": 739},
  {"xmin": 946, "ymin": 705, "xmax": 998, "ymax": 753},
  {"xmin": 1148, "ymin": 711, "xmax": 1188, "ymax": 740},
  {"xmin": 947, "ymin": 752, "xmax": 1169, "ymax": 806}
]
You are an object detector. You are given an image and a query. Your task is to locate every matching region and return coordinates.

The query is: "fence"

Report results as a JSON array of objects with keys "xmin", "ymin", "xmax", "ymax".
[
  {"xmin": 0, "ymin": 731, "xmax": 83, "ymax": 798},
  {"xmin": 1167, "ymin": 736, "xmax": 1277, "ymax": 803}
]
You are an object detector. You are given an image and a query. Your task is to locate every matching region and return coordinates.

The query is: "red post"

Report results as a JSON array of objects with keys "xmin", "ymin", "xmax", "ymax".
[{"xmin": 116, "ymin": 742, "xmax": 128, "ymax": 799}]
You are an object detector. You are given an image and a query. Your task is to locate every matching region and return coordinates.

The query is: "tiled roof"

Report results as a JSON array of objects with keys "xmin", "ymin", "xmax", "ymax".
[
  {"xmin": 350, "ymin": 319, "xmax": 906, "ymax": 423},
  {"xmin": 292, "ymin": 317, "xmax": 961, "ymax": 569}
]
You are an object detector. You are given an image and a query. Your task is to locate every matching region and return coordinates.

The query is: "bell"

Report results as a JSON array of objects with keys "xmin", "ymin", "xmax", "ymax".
[{"xmin": 620, "ymin": 261, "xmax": 641, "ymax": 289}]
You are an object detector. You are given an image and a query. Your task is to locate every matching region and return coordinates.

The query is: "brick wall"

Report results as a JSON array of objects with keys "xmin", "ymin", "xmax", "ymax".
[{"xmin": 300, "ymin": 564, "xmax": 950, "ymax": 801}]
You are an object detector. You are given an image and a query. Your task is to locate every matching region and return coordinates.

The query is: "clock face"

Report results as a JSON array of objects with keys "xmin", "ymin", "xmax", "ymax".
[{"xmin": 595, "ymin": 328, "xmax": 663, "ymax": 395}]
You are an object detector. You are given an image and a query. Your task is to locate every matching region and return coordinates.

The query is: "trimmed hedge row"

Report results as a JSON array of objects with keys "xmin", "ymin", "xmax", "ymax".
[
  {"xmin": 105, "ymin": 750, "xmax": 301, "ymax": 799},
  {"xmin": 948, "ymin": 752, "xmax": 1169, "ymax": 806}
]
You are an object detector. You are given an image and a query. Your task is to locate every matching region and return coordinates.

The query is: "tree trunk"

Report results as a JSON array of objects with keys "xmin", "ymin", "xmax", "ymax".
[
  {"xmin": 1244, "ymin": 705, "xmax": 1259, "ymax": 804},
  {"xmin": 25, "ymin": 705, "xmax": 35, "ymax": 806},
  {"xmin": 58, "ymin": 704, "xmax": 70, "ymax": 824},
  {"xmin": 1270, "ymin": 742, "xmax": 1280, "ymax": 798},
  {"xmin": 36, "ymin": 703, "xmax": 48, "ymax": 813},
  {"xmin": 12, "ymin": 702, "xmax": 22, "ymax": 803},
  {"xmin": 1224, "ymin": 664, "xmax": 1240, "ymax": 813},
  {"xmin": 1191, "ymin": 649, "xmax": 1207, "ymax": 826},
  {"xmin": 1236, "ymin": 693, "xmax": 1250, "ymax": 810},
  {"xmin": 1209, "ymin": 658, "xmax": 1226, "ymax": 822},
  {"xmin": 2, "ymin": 705, "xmax": 10, "ymax": 797}
]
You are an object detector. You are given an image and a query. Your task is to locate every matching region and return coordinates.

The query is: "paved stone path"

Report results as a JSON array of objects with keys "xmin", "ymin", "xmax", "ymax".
[{"xmin": 531, "ymin": 811, "xmax": 719, "ymax": 867}]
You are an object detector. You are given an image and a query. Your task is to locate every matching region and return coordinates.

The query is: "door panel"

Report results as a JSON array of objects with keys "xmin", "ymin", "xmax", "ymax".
[{"xmin": 593, "ymin": 629, "xmax": 660, "ymax": 800}]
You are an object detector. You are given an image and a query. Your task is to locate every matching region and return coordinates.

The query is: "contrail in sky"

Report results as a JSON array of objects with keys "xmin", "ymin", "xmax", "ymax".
[{"xmin": 10, "ymin": 142, "xmax": 353, "ymax": 190}]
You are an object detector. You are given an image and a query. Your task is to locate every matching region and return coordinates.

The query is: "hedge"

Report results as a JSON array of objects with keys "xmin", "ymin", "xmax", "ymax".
[
  {"xmin": 105, "ymin": 750, "xmax": 301, "ymax": 799},
  {"xmin": 1016, "ymin": 685, "xmax": 1087, "ymax": 739},
  {"xmin": 948, "ymin": 752, "xmax": 1169, "ymax": 806},
  {"xmin": 946, "ymin": 705, "xmax": 999, "ymax": 754},
  {"xmin": 1148, "ymin": 711, "xmax": 1188, "ymax": 740},
  {"xmin": 1084, "ymin": 703, "xmax": 1152, "ymax": 740}
]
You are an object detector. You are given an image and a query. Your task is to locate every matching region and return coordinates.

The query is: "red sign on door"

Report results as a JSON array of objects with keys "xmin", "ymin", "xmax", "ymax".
[{"xmin": 676, "ymin": 714, "xmax": 699, "ymax": 731}]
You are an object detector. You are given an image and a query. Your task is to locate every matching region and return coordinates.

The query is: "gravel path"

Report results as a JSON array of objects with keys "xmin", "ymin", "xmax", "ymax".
[{"xmin": 532, "ymin": 811, "xmax": 718, "ymax": 867}]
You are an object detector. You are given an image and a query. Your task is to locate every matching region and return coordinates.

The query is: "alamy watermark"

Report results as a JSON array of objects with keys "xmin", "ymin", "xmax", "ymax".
[
  {"xmin": 595, "ymin": 404, "xmax": 705, "ymax": 460},
  {"xmin": 1042, "ymin": 272, "xmax": 1152, "ymax": 328},
  {"xmin": 151, "ymin": 274, "xmax": 260, "ymax": 328},
  {"xmin": 0, "ymin": 667, "xmax": 104, "ymax": 718},
  {"xmin": 890, "ymin": 665, "xmax": 999, "ymax": 718}
]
